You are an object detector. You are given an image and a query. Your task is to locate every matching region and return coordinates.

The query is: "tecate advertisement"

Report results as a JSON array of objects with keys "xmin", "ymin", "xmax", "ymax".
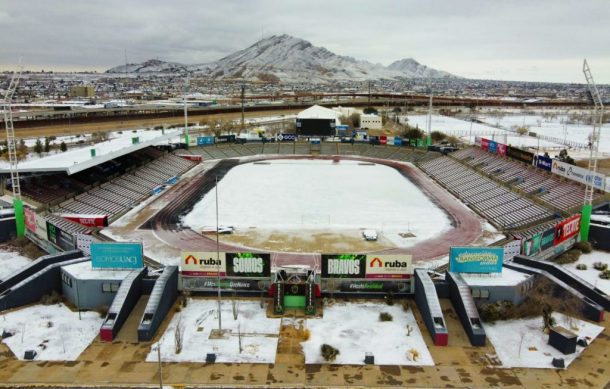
[
  {"xmin": 321, "ymin": 254, "xmax": 366, "ymax": 279},
  {"xmin": 449, "ymin": 246, "xmax": 504, "ymax": 273},
  {"xmin": 91, "ymin": 242, "xmax": 143, "ymax": 269},
  {"xmin": 365, "ymin": 254, "xmax": 412, "ymax": 279},
  {"xmin": 554, "ymin": 214, "xmax": 581, "ymax": 245},
  {"xmin": 225, "ymin": 252, "xmax": 271, "ymax": 278},
  {"xmin": 181, "ymin": 251, "xmax": 226, "ymax": 277}
]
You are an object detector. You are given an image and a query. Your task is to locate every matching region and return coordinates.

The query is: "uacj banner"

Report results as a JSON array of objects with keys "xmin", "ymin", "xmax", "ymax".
[
  {"xmin": 321, "ymin": 254, "xmax": 366, "ymax": 279},
  {"xmin": 496, "ymin": 143, "xmax": 507, "ymax": 157},
  {"xmin": 225, "ymin": 253, "xmax": 271, "ymax": 278},
  {"xmin": 554, "ymin": 214, "xmax": 581, "ymax": 245},
  {"xmin": 449, "ymin": 246, "xmax": 504, "ymax": 273},
  {"xmin": 181, "ymin": 251, "xmax": 226, "ymax": 277},
  {"xmin": 364, "ymin": 254, "xmax": 412, "ymax": 279},
  {"xmin": 551, "ymin": 159, "xmax": 605, "ymax": 190},
  {"xmin": 91, "ymin": 242, "xmax": 143, "ymax": 269}
]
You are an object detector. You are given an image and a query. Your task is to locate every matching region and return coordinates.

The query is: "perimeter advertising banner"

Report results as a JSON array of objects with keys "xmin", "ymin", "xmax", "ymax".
[
  {"xmin": 60, "ymin": 214, "xmax": 108, "ymax": 228},
  {"xmin": 181, "ymin": 251, "xmax": 226, "ymax": 277},
  {"xmin": 394, "ymin": 137, "xmax": 403, "ymax": 146},
  {"xmin": 496, "ymin": 143, "xmax": 507, "ymax": 157},
  {"xmin": 488, "ymin": 140, "xmax": 497, "ymax": 154},
  {"xmin": 481, "ymin": 138, "xmax": 490, "ymax": 151},
  {"xmin": 196, "ymin": 136, "xmax": 215, "ymax": 146},
  {"xmin": 551, "ymin": 160, "xmax": 605, "ymax": 190},
  {"xmin": 46, "ymin": 221, "xmax": 76, "ymax": 251},
  {"xmin": 540, "ymin": 227, "xmax": 556, "ymax": 251},
  {"xmin": 522, "ymin": 233, "xmax": 542, "ymax": 256},
  {"xmin": 554, "ymin": 214, "xmax": 581, "ymax": 245},
  {"xmin": 475, "ymin": 137, "xmax": 482, "ymax": 147},
  {"xmin": 503, "ymin": 239, "xmax": 522, "ymax": 261},
  {"xmin": 535, "ymin": 155, "xmax": 553, "ymax": 172},
  {"xmin": 449, "ymin": 246, "xmax": 504, "ymax": 273},
  {"xmin": 278, "ymin": 133, "xmax": 297, "ymax": 142},
  {"xmin": 321, "ymin": 254, "xmax": 366, "ymax": 279},
  {"xmin": 507, "ymin": 146, "xmax": 535, "ymax": 165},
  {"xmin": 91, "ymin": 242, "xmax": 143, "ymax": 269},
  {"xmin": 225, "ymin": 253, "xmax": 271, "ymax": 278},
  {"xmin": 365, "ymin": 254, "xmax": 412, "ymax": 279},
  {"xmin": 24, "ymin": 207, "xmax": 36, "ymax": 233}
]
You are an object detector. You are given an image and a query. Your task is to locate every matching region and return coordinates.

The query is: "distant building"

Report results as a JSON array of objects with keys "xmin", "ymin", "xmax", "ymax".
[
  {"xmin": 69, "ymin": 85, "xmax": 94, "ymax": 98},
  {"xmin": 296, "ymin": 105, "xmax": 339, "ymax": 136},
  {"xmin": 360, "ymin": 114, "xmax": 382, "ymax": 130}
]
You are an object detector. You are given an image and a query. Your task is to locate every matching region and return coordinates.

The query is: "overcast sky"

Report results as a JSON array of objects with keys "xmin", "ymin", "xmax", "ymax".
[{"xmin": 1, "ymin": 0, "xmax": 609, "ymax": 83}]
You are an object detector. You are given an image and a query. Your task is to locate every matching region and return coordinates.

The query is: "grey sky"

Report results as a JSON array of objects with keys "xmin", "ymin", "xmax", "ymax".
[{"xmin": 1, "ymin": 0, "xmax": 609, "ymax": 83}]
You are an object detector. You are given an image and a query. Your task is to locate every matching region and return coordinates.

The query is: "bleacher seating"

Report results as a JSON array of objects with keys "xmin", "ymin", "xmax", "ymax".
[
  {"xmin": 419, "ymin": 156, "xmax": 554, "ymax": 230},
  {"xmin": 452, "ymin": 147, "xmax": 600, "ymax": 211}
]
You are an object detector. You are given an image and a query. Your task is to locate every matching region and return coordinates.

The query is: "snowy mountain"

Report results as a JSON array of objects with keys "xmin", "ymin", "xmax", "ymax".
[{"xmin": 106, "ymin": 34, "xmax": 457, "ymax": 83}]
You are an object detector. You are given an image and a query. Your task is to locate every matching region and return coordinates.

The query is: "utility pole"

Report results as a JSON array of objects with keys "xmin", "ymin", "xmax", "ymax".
[
  {"xmin": 241, "ymin": 83, "xmax": 245, "ymax": 133},
  {"xmin": 215, "ymin": 176, "xmax": 222, "ymax": 331},
  {"xmin": 581, "ymin": 59, "xmax": 604, "ymax": 241},
  {"xmin": 368, "ymin": 80, "xmax": 371, "ymax": 106},
  {"xmin": 184, "ymin": 75, "xmax": 190, "ymax": 148}
]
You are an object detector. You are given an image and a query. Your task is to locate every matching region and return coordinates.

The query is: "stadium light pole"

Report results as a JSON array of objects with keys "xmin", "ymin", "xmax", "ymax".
[
  {"xmin": 183, "ymin": 75, "xmax": 190, "ymax": 149},
  {"xmin": 581, "ymin": 59, "xmax": 604, "ymax": 242},
  {"xmin": 215, "ymin": 175, "xmax": 222, "ymax": 331}
]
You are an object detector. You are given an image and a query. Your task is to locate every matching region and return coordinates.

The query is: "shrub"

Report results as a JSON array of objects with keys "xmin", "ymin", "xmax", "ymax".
[
  {"xmin": 600, "ymin": 270, "xmax": 610, "ymax": 280},
  {"xmin": 95, "ymin": 305, "xmax": 109, "ymax": 318},
  {"xmin": 40, "ymin": 291, "xmax": 62, "ymax": 305},
  {"xmin": 478, "ymin": 300, "xmax": 515, "ymax": 323},
  {"xmin": 385, "ymin": 292, "xmax": 394, "ymax": 306},
  {"xmin": 575, "ymin": 264, "xmax": 587, "ymax": 270},
  {"xmin": 379, "ymin": 312, "xmax": 393, "ymax": 322},
  {"xmin": 321, "ymin": 344, "xmax": 339, "ymax": 362},
  {"xmin": 593, "ymin": 262, "xmax": 608, "ymax": 271},
  {"xmin": 573, "ymin": 241, "xmax": 593, "ymax": 254},
  {"xmin": 302, "ymin": 328, "xmax": 311, "ymax": 341},
  {"xmin": 554, "ymin": 250, "xmax": 581, "ymax": 264}
]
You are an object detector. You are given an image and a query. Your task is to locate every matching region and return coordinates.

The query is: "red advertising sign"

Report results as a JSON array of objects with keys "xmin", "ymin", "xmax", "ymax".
[
  {"xmin": 554, "ymin": 214, "xmax": 581, "ymax": 245},
  {"xmin": 496, "ymin": 143, "xmax": 507, "ymax": 157},
  {"xmin": 379, "ymin": 136, "xmax": 387, "ymax": 145},
  {"xmin": 60, "ymin": 214, "xmax": 108, "ymax": 228},
  {"xmin": 24, "ymin": 207, "xmax": 37, "ymax": 233},
  {"xmin": 176, "ymin": 154, "xmax": 203, "ymax": 162},
  {"xmin": 481, "ymin": 138, "xmax": 490, "ymax": 151}
]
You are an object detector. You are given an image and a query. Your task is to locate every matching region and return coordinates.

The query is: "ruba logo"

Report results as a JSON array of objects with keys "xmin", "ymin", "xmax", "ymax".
[
  {"xmin": 370, "ymin": 257, "xmax": 383, "ymax": 267},
  {"xmin": 184, "ymin": 254, "xmax": 221, "ymax": 266}
]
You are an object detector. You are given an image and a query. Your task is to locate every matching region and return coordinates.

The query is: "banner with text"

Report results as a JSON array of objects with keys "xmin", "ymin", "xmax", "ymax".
[
  {"xmin": 365, "ymin": 254, "xmax": 412, "ymax": 279},
  {"xmin": 181, "ymin": 251, "xmax": 226, "ymax": 277},
  {"xmin": 554, "ymin": 214, "xmax": 581, "ymax": 245},
  {"xmin": 551, "ymin": 159, "xmax": 605, "ymax": 190},
  {"xmin": 321, "ymin": 254, "xmax": 366, "ymax": 279},
  {"xmin": 91, "ymin": 242, "xmax": 143, "ymax": 269},
  {"xmin": 225, "ymin": 252, "xmax": 271, "ymax": 278},
  {"xmin": 449, "ymin": 246, "xmax": 504, "ymax": 273}
]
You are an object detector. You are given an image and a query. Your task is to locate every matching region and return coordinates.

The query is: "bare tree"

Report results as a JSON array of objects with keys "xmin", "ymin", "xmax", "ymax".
[{"xmin": 174, "ymin": 315, "xmax": 184, "ymax": 354}]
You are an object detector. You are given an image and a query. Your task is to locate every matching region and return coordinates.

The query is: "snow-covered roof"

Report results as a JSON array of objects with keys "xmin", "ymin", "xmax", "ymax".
[
  {"xmin": 297, "ymin": 105, "xmax": 339, "ymax": 120},
  {"xmin": 460, "ymin": 267, "xmax": 530, "ymax": 287},
  {"xmin": 0, "ymin": 129, "xmax": 182, "ymax": 175},
  {"xmin": 62, "ymin": 260, "xmax": 133, "ymax": 281}
]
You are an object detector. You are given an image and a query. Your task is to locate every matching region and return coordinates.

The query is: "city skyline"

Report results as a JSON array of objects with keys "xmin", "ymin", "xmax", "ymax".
[{"xmin": 0, "ymin": 0, "xmax": 609, "ymax": 84}]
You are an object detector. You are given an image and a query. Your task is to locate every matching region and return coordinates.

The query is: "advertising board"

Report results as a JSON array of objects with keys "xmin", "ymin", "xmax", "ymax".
[
  {"xmin": 394, "ymin": 137, "xmax": 402, "ymax": 146},
  {"xmin": 277, "ymin": 133, "xmax": 297, "ymax": 142},
  {"xmin": 182, "ymin": 277, "xmax": 267, "ymax": 291},
  {"xmin": 496, "ymin": 143, "xmax": 507, "ymax": 157},
  {"xmin": 60, "ymin": 214, "xmax": 108, "ymax": 228},
  {"xmin": 481, "ymin": 138, "xmax": 490, "ymax": 151},
  {"xmin": 46, "ymin": 221, "xmax": 76, "ymax": 251},
  {"xmin": 379, "ymin": 136, "xmax": 387, "ymax": 145},
  {"xmin": 24, "ymin": 207, "xmax": 36, "ymax": 233},
  {"xmin": 449, "ymin": 246, "xmax": 504, "ymax": 273},
  {"xmin": 176, "ymin": 154, "xmax": 203, "ymax": 162},
  {"xmin": 507, "ymin": 146, "xmax": 534, "ymax": 165},
  {"xmin": 336, "ymin": 280, "xmax": 411, "ymax": 293},
  {"xmin": 554, "ymin": 214, "xmax": 581, "ymax": 245},
  {"xmin": 540, "ymin": 227, "xmax": 556, "ymax": 251},
  {"xmin": 475, "ymin": 137, "xmax": 482, "ymax": 147},
  {"xmin": 76, "ymin": 233, "xmax": 99, "ymax": 256},
  {"xmin": 91, "ymin": 242, "xmax": 143, "ymax": 269},
  {"xmin": 551, "ymin": 160, "xmax": 605, "ymax": 190},
  {"xmin": 535, "ymin": 155, "xmax": 553, "ymax": 172},
  {"xmin": 214, "ymin": 135, "xmax": 235, "ymax": 143},
  {"xmin": 181, "ymin": 251, "xmax": 226, "ymax": 277},
  {"xmin": 321, "ymin": 254, "xmax": 366, "ymax": 279},
  {"xmin": 365, "ymin": 254, "xmax": 412, "ymax": 279},
  {"xmin": 522, "ymin": 233, "xmax": 542, "ymax": 256},
  {"xmin": 488, "ymin": 140, "xmax": 497, "ymax": 154},
  {"xmin": 225, "ymin": 252, "xmax": 271, "ymax": 278},
  {"xmin": 503, "ymin": 239, "xmax": 522, "ymax": 261}
]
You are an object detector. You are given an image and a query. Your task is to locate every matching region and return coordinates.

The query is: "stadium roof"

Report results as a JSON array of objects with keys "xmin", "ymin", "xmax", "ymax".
[
  {"xmin": 0, "ymin": 129, "xmax": 182, "ymax": 175},
  {"xmin": 297, "ymin": 105, "xmax": 339, "ymax": 120}
]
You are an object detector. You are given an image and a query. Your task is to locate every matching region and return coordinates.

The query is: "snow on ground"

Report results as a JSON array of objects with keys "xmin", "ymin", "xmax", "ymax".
[
  {"xmin": 562, "ymin": 250, "xmax": 610, "ymax": 295},
  {"xmin": 461, "ymin": 267, "xmax": 529, "ymax": 286},
  {"xmin": 181, "ymin": 159, "xmax": 451, "ymax": 249},
  {"xmin": 147, "ymin": 299, "xmax": 281, "ymax": 363},
  {"xmin": 302, "ymin": 302, "xmax": 434, "ymax": 366},
  {"xmin": 485, "ymin": 313, "xmax": 604, "ymax": 369},
  {"xmin": 0, "ymin": 250, "xmax": 31, "ymax": 281},
  {"xmin": 0, "ymin": 303, "xmax": 103, "ymax": 361}
]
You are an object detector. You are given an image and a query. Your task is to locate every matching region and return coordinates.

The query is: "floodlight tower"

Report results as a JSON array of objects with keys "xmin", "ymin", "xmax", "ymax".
[
  {"xmin": 580, "ymin": 59, "xmax": 604, "ymax": 241},
  {"xmin": 2, "ymin": 64, "xmax": 25, "ymax": 237},
  {"xmin": 426, "ymin": 81, "xmax": 433, "ymax": 147},
  {"xmin": 183, "ymin": 74, "xmax": 190, "ymax": 148}
]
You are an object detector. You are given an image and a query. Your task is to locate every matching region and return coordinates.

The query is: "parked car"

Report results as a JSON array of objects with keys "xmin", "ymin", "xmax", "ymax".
[{"xmin": 362, "ymin": 229, "xmax": 378, "ymax": 241}]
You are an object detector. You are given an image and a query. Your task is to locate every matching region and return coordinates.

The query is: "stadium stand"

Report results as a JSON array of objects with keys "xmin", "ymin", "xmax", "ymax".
[
  {"xmin": 452, "ymin": 147, "xmax": 600, "ymax": 211},
  {"xmin": 419, "ymin": 156, "xmax": 554, "ymax": 230}
]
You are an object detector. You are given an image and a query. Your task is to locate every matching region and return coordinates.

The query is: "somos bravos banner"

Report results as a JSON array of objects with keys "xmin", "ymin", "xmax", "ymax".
[
  {"xmin": 321, "ymin": 254, "xmax": 412, "ymax": 279},
  {"xmin": 449, "ymin": 246, "xmax": 504, "ymax": 273},
  {"xmin": 225, "ymin": 253, "xmax": 271, "ymax": 278},
  {"xmin": 181, "ymin": 252, "xmax": 271, "ymax": 278}
]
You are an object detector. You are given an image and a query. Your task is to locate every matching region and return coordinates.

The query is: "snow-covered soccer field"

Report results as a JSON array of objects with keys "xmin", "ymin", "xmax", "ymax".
[
  {"xmin": 181, "ymin": 159, "xmax": 451, "ymax": 248},
  {"xmin": 301, "ymin": 301, "xmax": 434, "ymax": 366}
]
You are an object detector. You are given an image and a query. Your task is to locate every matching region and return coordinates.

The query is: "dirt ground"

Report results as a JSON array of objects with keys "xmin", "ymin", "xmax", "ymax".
[{"xmin": 0, "ymin": 297, "xmax": 607, "ymax": 388}]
